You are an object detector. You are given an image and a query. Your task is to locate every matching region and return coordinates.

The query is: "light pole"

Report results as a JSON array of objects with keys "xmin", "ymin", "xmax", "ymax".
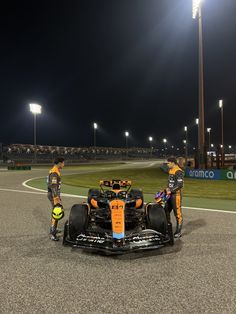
[
  {"xmin": 195, "ymin": 118, "xmax": 200, "ymax": 167},
  {"xmin": 29, "ymin": 103, "xmax": 42, "ymax": 163},
  {"xmin": 148, "ymin": 136, "xmax": 153, "ymax": 158},
  {"xmin": 125, "ymin": 131, "xmax": 129, "ymax": 159},
  {"xmin": 163, "ymin": 138, "xmax": 167, "ymax": 156},
  {"xmin": 219, "ymin": 99, "xmax": 224, "ymax": 167},
  {"xmin": 207, "ymin": 128, "xmax": 211, "ymax": 151},
  {"xmin": 193, "ymin": 0, "xmax": 205, "ymax": 168},
  {"xmin": 93, "ymin": 122, "xmax": 98, "ymax": 147},
  {"xmin": 184, "ymin": 126, "xmax": 188, "ymax": 166}
]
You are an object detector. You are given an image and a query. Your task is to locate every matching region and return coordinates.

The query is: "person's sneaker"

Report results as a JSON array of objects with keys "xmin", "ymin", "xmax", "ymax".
[
  {"xmin": 51, "ymin": 234, "xmax": 59, "ymax": 241},
  {"xmin": 174, "ymin": 231, "xmax": 182, "ymax": 238}
]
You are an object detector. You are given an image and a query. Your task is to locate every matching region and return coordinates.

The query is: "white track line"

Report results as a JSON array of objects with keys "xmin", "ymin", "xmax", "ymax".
[
  {"xmin": 182, "ymin": 206, "xmax": 235, "ymax": 214},
  {"xmin": 0, "ymin": 187, "xmax": 87, "ymax": 199},
  {"xmin": 11, "ymin": 177, "xmax": 233, "ymax": 214},
  {"xmin": 22, "ymin": 177, "xmax": 87, "ymax": 198}
]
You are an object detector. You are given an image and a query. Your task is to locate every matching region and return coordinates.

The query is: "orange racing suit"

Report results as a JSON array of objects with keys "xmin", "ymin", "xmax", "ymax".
[
  {"xmin": 165, "ymin": 165, "xmax": 184, "ymax": 232},
  {"xmin": 47, "ymin": 166, "xmax": 62, "ymax": 235}
]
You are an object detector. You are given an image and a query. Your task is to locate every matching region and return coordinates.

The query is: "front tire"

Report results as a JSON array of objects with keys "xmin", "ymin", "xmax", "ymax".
[
  {"xmin": 68, "ymin": 204, "xmax": 88, "ymax": 241},
  {"xmin": 147, "ymin": 203, "xmax": 168, "ymax": 235}
]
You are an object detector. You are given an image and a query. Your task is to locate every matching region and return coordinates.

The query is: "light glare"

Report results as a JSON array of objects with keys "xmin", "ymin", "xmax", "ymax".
[
  {"xmin": 192, "ymin": 0, "xmax": 202, "ymax": 19},
  {"xmin": 125, "ymin": 131, "xmax": 129, "ymax": 137},
  {"xmin": 29, "ymin": 103, "xmax": 42, "ymax": 114},
  {"xmin": 93, "ymin": 122, "xmax": 98, "ymax": 129},
  {"xmin": 219, "ymin": 99, "xmax": 223, "ymax": 108}
]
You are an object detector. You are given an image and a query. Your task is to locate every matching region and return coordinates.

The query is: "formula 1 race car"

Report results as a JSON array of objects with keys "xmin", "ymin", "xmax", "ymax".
[{"xmin": 63, "ymin": 179, "xmax": 174, "ymax": 254}]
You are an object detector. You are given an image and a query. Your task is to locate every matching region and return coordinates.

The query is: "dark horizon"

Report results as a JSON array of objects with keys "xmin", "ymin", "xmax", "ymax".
[{"xmin": 1, "ymin": 0, "xmax": 236, "ymax": 149}]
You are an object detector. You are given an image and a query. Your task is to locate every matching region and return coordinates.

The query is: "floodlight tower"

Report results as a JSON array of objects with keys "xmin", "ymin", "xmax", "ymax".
[
  {"xmin": 148, "ymin": 136, "xmax": 153, "ymax": 158},
  {"xmin": 193, "ymin": 0, "xmax": 205, "ymax": 168},
  {"xmin": 163, "ymin": 138, "xmax": 167, "ymax": 155},
  {"xmin": 207, "ymin": 128, "xmax": 211, "ymax": 151},
  {"xmin": 93, "ymin": 122, "xmax": 98, "ymax": 147},
  {"xmin": 184, "ymin": 126, "xmax": 188, "ymax": 166},
  {"xmin": 29, "ymin": 103, "xmax": 42, "ymax": 163},
  {"xmin": 125, "ymin": 131, "xmax": 129, "ymax": 159},
  {"xmin": 219, "ymin": 99, "xmax": 224, "ymax": 167}
]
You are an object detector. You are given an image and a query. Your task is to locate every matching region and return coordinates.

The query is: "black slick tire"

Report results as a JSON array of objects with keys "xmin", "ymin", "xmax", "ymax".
[{"xmin": 68, "ymin": 204, "xmax": 88, "ymax": 241}]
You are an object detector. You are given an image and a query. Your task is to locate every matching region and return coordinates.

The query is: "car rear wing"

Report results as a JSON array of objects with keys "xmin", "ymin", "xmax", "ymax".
[{"xmin": 99, "ymin": 179, "xmax": 132, "ymax": 189}]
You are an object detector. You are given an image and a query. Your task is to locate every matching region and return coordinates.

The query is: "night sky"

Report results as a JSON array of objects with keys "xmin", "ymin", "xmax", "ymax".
[{"xmin": 0, "ymin": 0, "xmax": 236, "ymax": 149}]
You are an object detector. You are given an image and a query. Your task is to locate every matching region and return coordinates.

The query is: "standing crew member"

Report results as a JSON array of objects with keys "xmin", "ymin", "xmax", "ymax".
[
  {"xmin": 165, "ymin": 157, "xmax": 184, "ymax": 238},
  {"xmin": 47, "ymin": 157, "xmax": 65, "ymax": 241}
]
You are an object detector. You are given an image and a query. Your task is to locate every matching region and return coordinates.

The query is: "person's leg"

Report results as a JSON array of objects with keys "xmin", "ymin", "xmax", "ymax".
[
  {"xmin": 172, "ymin": 191, "xmax": 183, "ymax": 237},
  {"xmin": 50, "ymin": 217, "xmax": 59, "ymax": 241},
  {"xmin": 48, "ymin": 192, "xmax": 59, "ymax": 241}
]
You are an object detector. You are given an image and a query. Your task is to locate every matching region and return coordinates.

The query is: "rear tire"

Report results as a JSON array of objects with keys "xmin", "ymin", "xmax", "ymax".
[
  {"xmin": 147, "ymin": 203, "xmax": 168, "ymax": 235},
  {"xmin": 68, "ymin": 204, "xmax": 88, "ymax": 241}
]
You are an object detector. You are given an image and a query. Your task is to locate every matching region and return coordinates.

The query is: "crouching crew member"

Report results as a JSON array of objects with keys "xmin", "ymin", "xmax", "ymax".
[
  {"xmin": 166, "ymin": 157, "xmax": 184, "ymax": 238},
  {"xmin": 47, "ymin": 157, "xmax": 65, "ymax": 241}
]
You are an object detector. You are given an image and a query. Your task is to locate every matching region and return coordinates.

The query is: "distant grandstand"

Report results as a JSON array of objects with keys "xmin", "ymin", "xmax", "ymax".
[{"xmin": 0, "ymin": 143, "xmax": 162, "ymax": 163}]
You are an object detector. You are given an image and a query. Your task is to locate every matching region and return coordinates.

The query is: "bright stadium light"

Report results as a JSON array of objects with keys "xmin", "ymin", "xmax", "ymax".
[
  {"xmin": 184, "ymin": 126, "xmax": 187, "ymax": 132},
  {"xmin": 149, "ymin": 136, "xmax": 153, "ymax": 142},
  {"xmin": 93, "ymin": 122, "xmax": 98, "ymax": 129},
  {"xmin": 196, "ymin": 118, "xmax": 199, "ymax": 125},
  {"xmin": 192, "ymin": 0, "xmax": 202, "ymax": 19},
  {"xmin": 29, "ymin": 103, "xmax": 42, "ymax": 115},
  {"xmin": 29, "ymin": 103, "xmax": 42, "ymax": 163},
  {"xmin": 125, "ymin": 131, "xmax": 129, "ymax": 137}
]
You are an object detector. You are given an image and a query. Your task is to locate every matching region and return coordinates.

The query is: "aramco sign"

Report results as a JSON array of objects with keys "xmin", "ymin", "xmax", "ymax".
[{"xmin": 185, "ymin": 169, "xmax": 236, "ymax": 180}]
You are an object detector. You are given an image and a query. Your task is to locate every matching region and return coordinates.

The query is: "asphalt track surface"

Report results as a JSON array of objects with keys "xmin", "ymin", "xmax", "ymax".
[{"xmin": 0, "ymin": 167, "xmax": 236, "ymax": 314}]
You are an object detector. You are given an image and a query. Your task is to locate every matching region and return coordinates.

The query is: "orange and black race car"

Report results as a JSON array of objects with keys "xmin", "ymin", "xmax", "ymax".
[{"xmin": 63, "ymin": 179, "xmax": 174, "ymax": 254}]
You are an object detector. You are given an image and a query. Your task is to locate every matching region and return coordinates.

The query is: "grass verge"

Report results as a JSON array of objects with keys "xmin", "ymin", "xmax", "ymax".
[{"xmin": 26, "ymin": 165, "xmax": 236, "ymax": 211}]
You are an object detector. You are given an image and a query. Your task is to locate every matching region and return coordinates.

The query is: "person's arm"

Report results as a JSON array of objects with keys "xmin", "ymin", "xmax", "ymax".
[{"xmin": 170, "ymin": 170, "xmax": 184, "ymax": 193}]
